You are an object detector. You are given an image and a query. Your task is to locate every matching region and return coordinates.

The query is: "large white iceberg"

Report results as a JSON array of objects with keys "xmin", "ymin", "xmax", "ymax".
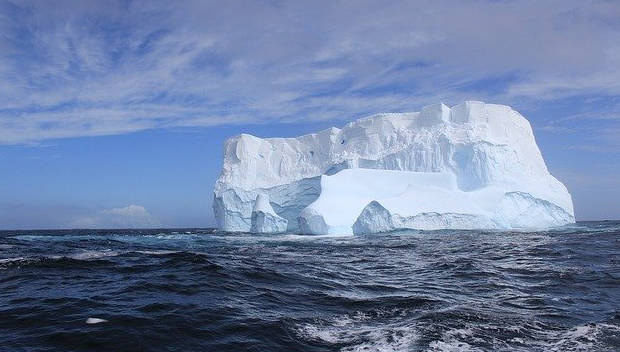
[{"xmin": 213, "ymin": 101, "xmax": 574, "ymax": 235}]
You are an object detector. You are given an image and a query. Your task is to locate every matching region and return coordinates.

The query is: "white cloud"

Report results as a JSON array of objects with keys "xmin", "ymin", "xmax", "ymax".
[
  {"xmin": 71, "ymin": 205, "xmax": 161, "ymax": 229},
  {"xmin": 0, "ymin": 0, "xmax": 619, "ymax": 143}
]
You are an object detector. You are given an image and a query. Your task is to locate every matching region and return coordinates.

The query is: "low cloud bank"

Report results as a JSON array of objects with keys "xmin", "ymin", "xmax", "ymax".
[{"xmin": 71, "ymin": 205, "xmax": 160, "ymax": 229}]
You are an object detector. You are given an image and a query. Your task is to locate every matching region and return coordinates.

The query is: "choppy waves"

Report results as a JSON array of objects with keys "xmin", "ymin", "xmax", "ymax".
[{"xmin": 0, "ymin": 223, "xmax": 619, "ymax": 351}]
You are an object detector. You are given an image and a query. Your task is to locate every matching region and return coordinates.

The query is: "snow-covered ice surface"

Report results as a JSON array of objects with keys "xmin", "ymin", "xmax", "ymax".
[{"xmin": 214, "ymin": 101, "xmax": 574, "ymax": 234}]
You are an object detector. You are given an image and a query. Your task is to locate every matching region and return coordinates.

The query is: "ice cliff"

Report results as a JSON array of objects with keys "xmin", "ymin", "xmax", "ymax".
[{"xmin": 213, "ymin": 101, "xmax": 574, "ymax": 235}]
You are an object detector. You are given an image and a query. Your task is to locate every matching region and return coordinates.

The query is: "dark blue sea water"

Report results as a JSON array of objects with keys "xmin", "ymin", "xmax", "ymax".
[{"xmin": 1, "ymin": 222, "xmax": 619, "ymax": 351}]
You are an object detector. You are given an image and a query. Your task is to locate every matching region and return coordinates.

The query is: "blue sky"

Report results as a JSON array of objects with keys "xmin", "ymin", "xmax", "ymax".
[{"xmin": 0, "ymin": 0, "xmax": 619, "ymax": 228}]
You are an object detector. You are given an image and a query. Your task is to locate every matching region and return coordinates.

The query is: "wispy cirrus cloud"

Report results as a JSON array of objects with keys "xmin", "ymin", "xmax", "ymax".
[{"xmin": 1, "ymin": 0, "xmax": 619, "ymax": 143}]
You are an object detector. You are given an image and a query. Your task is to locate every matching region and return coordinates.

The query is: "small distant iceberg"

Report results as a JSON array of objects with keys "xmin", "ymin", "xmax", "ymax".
[{"xmin": 213, "ymin": 101, "xmax": 574, "ymax": 235}]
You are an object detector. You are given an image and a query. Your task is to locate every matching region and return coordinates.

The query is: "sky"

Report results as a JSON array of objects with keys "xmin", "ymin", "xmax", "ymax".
[{"xmin": 0, "ymin": 0, "xmax": 619, "ymax": 229}]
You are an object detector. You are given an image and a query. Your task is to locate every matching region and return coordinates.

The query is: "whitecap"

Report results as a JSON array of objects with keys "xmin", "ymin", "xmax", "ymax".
[
  {"xmin": 0, "ymin": 256, "xmax": 26, "ymax": 264},
  {"xmin": 425, "ymin": 327, "xmax": 482, "ymax": 352},
  {"xmin": 426, "ymin": 340, "xmax": 480, "ymax": 352},
  {"xmin": 295, "ymin": 310, "xmax": 417, "ymax": 352},
  {"xmin": 135, "ymin": 250, "xmax": 180, "ymax": 255},
  {"xmin": 69, "ymin": 249, "xmax": 119, "ymax": 260},
  {"xmin": 86, "ymin": 317, "xmax": 108, "ymax": 324},
  {"xmin": 531, "ymin": 322, "xmax": 620, "ymax": 352}
]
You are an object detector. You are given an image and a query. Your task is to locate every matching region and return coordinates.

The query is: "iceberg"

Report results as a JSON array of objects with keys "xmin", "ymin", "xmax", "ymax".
[{"xmin": 213, "ymin": 101, "xmax": 574, "ymax": 235}]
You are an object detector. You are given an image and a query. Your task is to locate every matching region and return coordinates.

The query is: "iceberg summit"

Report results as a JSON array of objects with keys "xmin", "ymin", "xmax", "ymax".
[{"xmin": 214, "ymin": 101, "xmax": 574, "ymax": 235}]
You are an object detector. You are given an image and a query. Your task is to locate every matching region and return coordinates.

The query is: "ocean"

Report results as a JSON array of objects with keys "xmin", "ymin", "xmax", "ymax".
[{"xmin": 1, "ymin": 222, "xmax": 618, "ymax": 351}]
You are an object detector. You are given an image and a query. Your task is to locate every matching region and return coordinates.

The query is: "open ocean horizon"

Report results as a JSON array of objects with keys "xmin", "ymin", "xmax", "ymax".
[{"xmin": 1, "ymin": 221, "xmax": 618, "ymax": 351}]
